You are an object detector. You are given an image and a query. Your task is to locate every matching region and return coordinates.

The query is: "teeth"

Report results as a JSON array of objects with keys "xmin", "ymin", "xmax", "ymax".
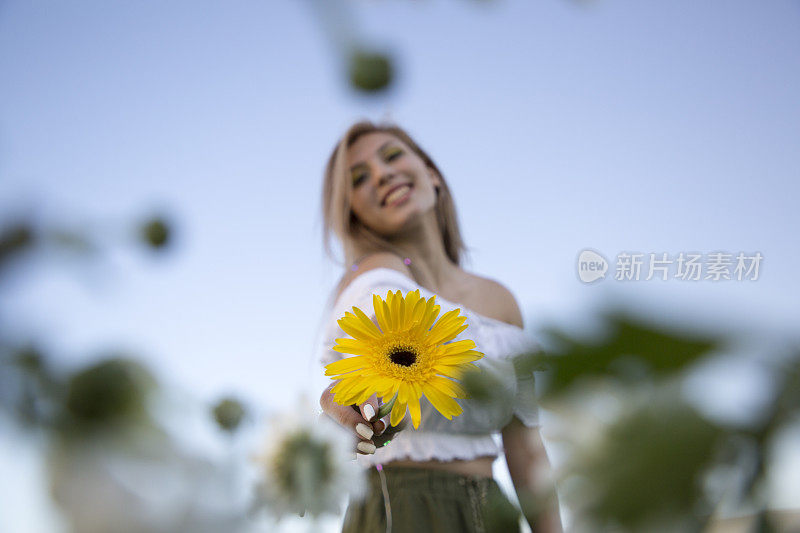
[{"xmin": 385, "ymin": 185, "xmax": 411, "ymax": 205}]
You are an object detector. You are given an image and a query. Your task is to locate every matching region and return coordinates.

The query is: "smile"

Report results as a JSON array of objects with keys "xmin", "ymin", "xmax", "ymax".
[{"xmin": 383, "ymin": 184, "xmax": 412, "ymax": 207}]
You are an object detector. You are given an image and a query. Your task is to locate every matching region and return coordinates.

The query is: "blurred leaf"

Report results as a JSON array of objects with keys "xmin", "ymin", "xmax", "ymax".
[
  {"xmin": 564, "ymin": 391, "xmax": 723, "ymax": 531},
  {"xmin": 537, "ymin": 310, "xmax": 720, "ymax": 400},
  {"xmin": 512, "ymin": 348, "xmax": 549, "ymax": 378},
  {"xmin": 0, "ymin": 222, "xmax": 34, "ymax": 270},
  {"xmin": 212, "ymin": 397, "xmax": 247, "ymax": 434},
  {"xmin": 754, "ymin": 348, "xmax": 800, "ymax": 443},
  {"xmin": 349, "ymin": 50, "xmax": 393, "ymax": 92},
  {"xmin": 62, "ymin": 357, "xmax": 156, "ymax": 434},
  {"xmin": 461, "ymin": 365, "xmax": 502, "ymax": 403}
]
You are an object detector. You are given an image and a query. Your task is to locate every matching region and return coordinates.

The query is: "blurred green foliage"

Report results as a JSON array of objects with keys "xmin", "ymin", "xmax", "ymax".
[
  {"xmin": 349, "ymin": 50, "xmax": 393, "ymax": 93},
  {"xmin": 212, "ymin": 396, "xmax": 247, "ymax": 434},
  {"xmin": 494, "ymin": 309, "xmax": 799, "ymax": 532},
  {"xmin": 140, "ymin": 216, "xmax": 171, "ymax": 250},
  {"xmin": 0, "ymin": 221, "xmax": 34, "ymax": 270},
  {"xmin": 534, "ymin": 309, "xmax": 720, "ymax": 401},
  {"xmin": 566, "ymin": 391, "xmax": 723, "ymax": 531},
  {"xmin": 61, "ymin": 357, "xmax": 157, "ymax": 435}
]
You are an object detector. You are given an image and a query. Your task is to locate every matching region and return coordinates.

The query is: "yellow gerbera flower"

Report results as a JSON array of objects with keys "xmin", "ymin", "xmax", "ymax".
[{"xmin": 324, "ymin": 289, "xmax": 484, "ymax": 429}]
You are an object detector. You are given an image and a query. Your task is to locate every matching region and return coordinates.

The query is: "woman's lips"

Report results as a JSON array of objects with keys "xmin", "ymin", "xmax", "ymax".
[{"xmin": 383, "ymin": 184, "xmax": 413, "ymax": 207}]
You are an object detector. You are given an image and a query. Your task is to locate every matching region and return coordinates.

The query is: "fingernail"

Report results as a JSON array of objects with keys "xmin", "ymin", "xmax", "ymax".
[
  {"xmin": 363, "ymin": 404, "xmax": 375, "ymax": 421},
  {"xmin": 357, "ymin": 441, "xmax": 376, "ymax": 454},
  {"xmin": 356, "ymin": 423, "xmax": 374, "ymax": 440}
]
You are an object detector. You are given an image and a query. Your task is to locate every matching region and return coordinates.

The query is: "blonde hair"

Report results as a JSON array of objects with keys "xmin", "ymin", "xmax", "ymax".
[{"xmin": 320, "ymin": 120, "xmax": 469, "ymax": 270}]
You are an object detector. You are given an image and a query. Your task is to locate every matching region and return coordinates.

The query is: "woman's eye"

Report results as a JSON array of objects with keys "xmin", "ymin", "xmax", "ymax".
[
  {"xmin": 352, "ymin": 173, "xmax": 367, "ymax": 186},
  {"xmin": 384, "ymin": 148, "xmax": 403, "ymax": 162}
]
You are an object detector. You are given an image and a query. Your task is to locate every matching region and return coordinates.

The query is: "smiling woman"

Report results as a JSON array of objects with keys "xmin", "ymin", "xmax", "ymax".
[
  {"xmin": 321, "ymin": 121, "xmax": 464, "ymax": 271},
  {"xmin": 316, "ymin": 120, "xmax": 563, "ymax": 533}
]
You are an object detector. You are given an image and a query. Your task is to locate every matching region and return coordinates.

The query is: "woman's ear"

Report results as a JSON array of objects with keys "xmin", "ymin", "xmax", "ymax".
[{"xmin": 428, "ymin": 168, "xmax": 443, "ymax": 191}]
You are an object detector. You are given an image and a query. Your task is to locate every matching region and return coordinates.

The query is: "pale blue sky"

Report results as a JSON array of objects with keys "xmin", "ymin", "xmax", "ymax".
[{"xmin": 1, "ymin": 0, "xmax": 799, "ymax": 530}]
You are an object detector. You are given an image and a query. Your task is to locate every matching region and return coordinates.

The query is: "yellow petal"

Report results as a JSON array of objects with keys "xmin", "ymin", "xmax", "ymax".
[
  {"xmin": 423, "ymin": 385, "xmax": 462, "ymax": 419},
  {"xmin": 441, "ymin": 339, "xmax": 477, "ymax": 356},
  {"xmin": 432, "ymin": 365, "xmax": 466, "ymax": 379},
  {"xmin": 332, "ymin": 376, "xmax": 365, "ymax": 395},
  {"xmin": 427, "ymin": 375, "xmax": 468, "ymax": 399},
  {"xmin": 437, "ymin": 353, "xmax": 483, "ymax": 365},
  {"xmin": 415, "ymin": 300, "xmax": 440, "ymax": 334},
  {"xmin": 436, "ymin": 362, "xmax": 481, "ymax": 377},
  {"xmin": 324, "ymin": 356, "xmax": 368, "ymax": 376},
  {"xmin": 355, "ymin": 387, "xmax": 374, "ymax": 405},
  {"xmin": 390, "ymin": 290, "xmax": 401, "ymax": 332},
  {"xmin": 398, "ymin": 382, "xmax": 412, "ymax": 405},
  {"xmin": 351, "ymin": 306, "xmax": 383, "ymax": 338},
  {"xmin": 332, "ymin": 339, "xmax": 374, "ymax": 357},
  {"xmin": 396, "ymin": 291, "xmax": 407, "ymax": 329},
  {"xmin": 381, "ymin": 299, "xmax": 393, "ymax": 332},
  {"xmin": 333, "ymin": 379, "xmax": 370, "ymax": 404},
  {"xmin": 425, "ymin": 305, "xmax": 442, "ymax": 331},
  {"xmin": 408, "ymin": 395, "xmax": 421, "ymax": 429},
  {"xmin": 379, "ymin": 381, "xmax": 401, "ymax": 403},
  {"xmin": 410, "ymin": 298, "xmax": 426, "ymax": 326},
  {"xmin": 430, "ymin": 323, "xmax": 468, "ymax": 345},
  {"xmin": 390, "ymin": 399, "xmax": 406, "ymax": 427},
  {"xmin": 373, "ymin": 294, "xmax": 390, "ymax": 333},
  {"xmin": 404, "ymin": 290, "xmax": 421, "ymax": 323},
  {"xmin": 427, "ymin": 313, "xmax": 467, "ymax": 345},
  {"xmin": 338, "ymin": 312, "xmax": 379, "ymax": 341}
]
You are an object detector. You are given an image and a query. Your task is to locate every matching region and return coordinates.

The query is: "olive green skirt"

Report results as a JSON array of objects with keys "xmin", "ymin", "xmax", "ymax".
[{"xmin": 341, "ymin": 466, "xmax": 522, "ymax": 533}]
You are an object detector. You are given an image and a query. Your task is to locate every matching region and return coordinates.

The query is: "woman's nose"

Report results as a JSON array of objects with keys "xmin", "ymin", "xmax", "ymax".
[
  {"xmin": 378, "ymin": 171, "xmax": 395, "ymax": 187},
  {"xmin": 375, "ymin": 162, "xmax": 396, "ymax": 187}
]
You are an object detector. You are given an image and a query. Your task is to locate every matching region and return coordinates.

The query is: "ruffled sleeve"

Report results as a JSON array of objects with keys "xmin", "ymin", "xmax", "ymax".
[
  {"xmin": 316, "ymin": 268, "xmax": 420, "ymax": 367},
  {"xmin": 499, "ymin": 328, "xmax": 543, "ymax": 429}
]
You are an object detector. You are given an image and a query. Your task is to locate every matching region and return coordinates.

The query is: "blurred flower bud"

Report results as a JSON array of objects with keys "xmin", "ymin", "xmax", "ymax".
[
  {"xmin": 349, "ymin": 50, "xmax": 393, "ymax": 93},
  {"xmin": 212, "ymin": 397, "xmax": 246, "ymax": 434},
  {"xmin": 140, "ymin": 217, "xmax": 170, "ymax": 250}
]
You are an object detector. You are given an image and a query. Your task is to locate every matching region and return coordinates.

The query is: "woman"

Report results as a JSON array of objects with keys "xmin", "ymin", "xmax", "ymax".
[{"xmin": 317, "ymin": 120, "xmax": 562, "ymax": 533}]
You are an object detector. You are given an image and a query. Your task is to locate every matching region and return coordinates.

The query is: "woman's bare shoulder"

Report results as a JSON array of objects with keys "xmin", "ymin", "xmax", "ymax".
[
  {"xmin": 471, "ymin": 273, "xmax": 525, "ymax": 329},
  {"xmin": 333, "ymin": 252, "xmax": 414, "ymax": 303}
]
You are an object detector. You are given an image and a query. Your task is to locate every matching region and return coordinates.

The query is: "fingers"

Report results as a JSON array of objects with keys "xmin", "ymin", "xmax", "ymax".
[
  {"xmin": 354, "ymin": 409, "xmax": 376, "ymax": 455},
  {"xmin": 321, "ymin": 388, "xmax": 362, "ymax": 427},
  {"xmin": 321, "ymin": 387, "xmax": 377, "ymax": 455},
  {"xmin": 359, "ymin": 395, "xmax": 379, "ymax": 423},
  {"xmin": 356, "ymin": 441, "xmax": 376, "ymax": 455},
  {"xmin": 360, "ymin": 395, "xmax": 396, "ymax": 437},
  {"xmin": 373, "ymin": 415, "xmax": 388, "ymax": 436}
]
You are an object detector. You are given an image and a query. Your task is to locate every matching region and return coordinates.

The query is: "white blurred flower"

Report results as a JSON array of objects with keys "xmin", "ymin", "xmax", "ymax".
[
  {"xmin": 47, "ymin": 427, "xmax": 252, "ymax": 533},
  {"xmin": 251, "ymin": 396, "xmax": 365, "ymax": 521}
]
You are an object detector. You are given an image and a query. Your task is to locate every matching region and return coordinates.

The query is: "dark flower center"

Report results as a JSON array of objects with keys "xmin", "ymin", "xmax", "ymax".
[{"xmin": 389, "ymin": 347, "xmax": 417, "ymax": 367}]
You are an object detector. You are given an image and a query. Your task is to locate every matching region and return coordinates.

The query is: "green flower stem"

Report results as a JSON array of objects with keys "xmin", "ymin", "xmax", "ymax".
[{"xmin": 377, "ymin": 394, "xmax": 397, "ymax": 420}]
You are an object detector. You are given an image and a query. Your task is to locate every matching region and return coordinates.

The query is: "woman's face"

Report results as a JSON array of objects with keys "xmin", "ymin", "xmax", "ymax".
[{"xmin": 346, "ymin": 132, "xmax": 442, "ymax": 236}]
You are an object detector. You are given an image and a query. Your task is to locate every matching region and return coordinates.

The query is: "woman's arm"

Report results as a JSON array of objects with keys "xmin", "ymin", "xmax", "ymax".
[{"xmin": 502, "ymin": 416, "xmax": 563, "ymax": 533}]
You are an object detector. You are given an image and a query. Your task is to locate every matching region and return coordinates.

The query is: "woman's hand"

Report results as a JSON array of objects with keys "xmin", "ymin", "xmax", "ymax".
[{"xmin": 320, "ymin": 384, "xmax": 388, "ymax": 455}]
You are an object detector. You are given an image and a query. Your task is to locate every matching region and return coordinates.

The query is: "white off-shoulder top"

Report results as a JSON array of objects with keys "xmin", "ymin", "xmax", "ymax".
[{"xmin": 316, "ymin": 267, "xmax": 542, "ymax": 466}]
